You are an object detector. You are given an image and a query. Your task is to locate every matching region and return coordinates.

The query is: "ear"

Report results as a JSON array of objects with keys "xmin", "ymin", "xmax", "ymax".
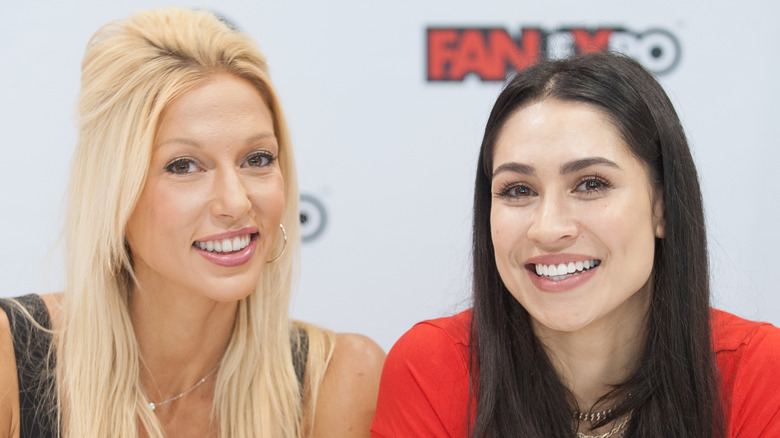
[{"xmin": 652, "ymin": 191, "xmax": 665, "ymax": 238}]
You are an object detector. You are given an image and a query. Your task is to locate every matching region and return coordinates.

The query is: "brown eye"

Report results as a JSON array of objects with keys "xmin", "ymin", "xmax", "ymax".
[
  {"xmin": 242, "ymin": 152, "xmax": 276, "ymax": 168},
  {"xmin": 575, "ymin": 176, "xmax": 611, "ymax": 192},
  {"xmin": 509, "ymin": 185, "xmax": 532, "ymax": 196},
  {"xmin": 165, "ymin": 158, "xmax": 198, "ymax": 174},
  {"xmin": 497, "ymin": 184, "xmax": 537, "ymax": 198}
]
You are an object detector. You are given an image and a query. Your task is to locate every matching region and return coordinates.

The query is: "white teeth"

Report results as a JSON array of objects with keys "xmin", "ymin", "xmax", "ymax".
[
  {"xmin": 195, "ymin": 234, "xmax": 252, "ymax": 253},
  {"xmin": 533, "ymin": 260, "xmax": 600, "ymax": 280}
]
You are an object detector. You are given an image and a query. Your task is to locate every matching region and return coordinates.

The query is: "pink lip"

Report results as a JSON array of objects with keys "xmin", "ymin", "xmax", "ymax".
[
  {"xmin": 525, "ymin": 253, "xmax": 600, "ymax": 293},
  {"xmin": 194, "ymin": 227, "xmax": 259, "ymax": 268}
]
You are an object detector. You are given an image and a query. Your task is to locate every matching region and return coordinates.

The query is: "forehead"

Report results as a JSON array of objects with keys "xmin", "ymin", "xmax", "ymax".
[
  {"xmin": 492, "ymin": 99, "xmax": 637, "ymax": 171},
  {"xmin": 159, "ymin": 74, "xmax": 271, "ymax": 123},
  {"xmin": 152, "ymin": 73, "xmax": 277, "ymax": 154}
]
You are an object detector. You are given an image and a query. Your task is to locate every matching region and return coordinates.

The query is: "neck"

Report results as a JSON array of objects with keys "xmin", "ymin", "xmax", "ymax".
[
  {"xmin": 534, "ymin": 288, "xmax": 650, "ymax": 412},
  {"xmin": 129, "ymin": 286, "xmax": 237, "ymax": 401}
]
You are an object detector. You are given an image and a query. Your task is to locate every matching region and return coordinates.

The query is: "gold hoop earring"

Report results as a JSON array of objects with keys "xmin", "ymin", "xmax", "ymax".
[
  {"xmin": 111, "ymin": 260, "xmax": 123, "ymax": 278},
  {"xmin": 266, "ymin": 224, "xmax": 287, "ymax": 264}
]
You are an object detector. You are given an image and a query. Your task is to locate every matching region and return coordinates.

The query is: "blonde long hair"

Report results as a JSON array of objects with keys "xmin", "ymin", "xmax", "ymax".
[{"xmin": 61, "ymin": 8, "xmax": 333, "ymax": 437}]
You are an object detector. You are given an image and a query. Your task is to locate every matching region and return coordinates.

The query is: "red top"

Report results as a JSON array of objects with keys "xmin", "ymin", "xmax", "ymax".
[{"xmin": 371, "ymin": 309, "xmax": 780, "ymax": 437}]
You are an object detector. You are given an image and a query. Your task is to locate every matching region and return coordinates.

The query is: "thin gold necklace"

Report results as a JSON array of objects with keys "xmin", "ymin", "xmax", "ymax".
[{"xmin": 148, "ymin": 362, "xmax": 221, "ymax": 411}]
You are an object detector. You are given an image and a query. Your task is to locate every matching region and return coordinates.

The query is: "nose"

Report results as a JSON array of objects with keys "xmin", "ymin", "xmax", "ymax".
[
  {"xmin": 526, "ymin": 194, "xmax": 579, "ymax": 247},
  {"xmin": 210, "ymin": 168, "xmax": 252, "ymax": 220}
]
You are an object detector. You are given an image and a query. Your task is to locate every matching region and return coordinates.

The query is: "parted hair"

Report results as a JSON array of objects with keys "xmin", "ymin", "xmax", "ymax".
[
  {"xmin": 61, "ymin": 8, "xmax": 333, "ymax": 437},
  {"xmin": 470, "ymin": 52, "xmax": 722, "ymax": 437}
]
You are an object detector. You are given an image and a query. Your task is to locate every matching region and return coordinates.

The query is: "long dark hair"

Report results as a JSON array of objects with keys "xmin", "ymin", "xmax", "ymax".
[{"xmin": 470, "ymin": 52, "xmax": 722, "ymax": 437}]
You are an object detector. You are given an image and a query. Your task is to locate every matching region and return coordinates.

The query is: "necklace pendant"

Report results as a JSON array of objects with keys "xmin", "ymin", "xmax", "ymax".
[{"xmin": 146, "ymin": 361, "xmax": 221, "ymax": 414}]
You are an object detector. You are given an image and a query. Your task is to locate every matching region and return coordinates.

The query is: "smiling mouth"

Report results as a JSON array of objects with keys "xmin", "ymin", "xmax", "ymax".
[
  {"xmin": 193, "ymin": 233, "xmax": 257, "ymax": 254},
  {"xmin": 530, "ymin": 259, "xmax": 601, "ymax": 281}
]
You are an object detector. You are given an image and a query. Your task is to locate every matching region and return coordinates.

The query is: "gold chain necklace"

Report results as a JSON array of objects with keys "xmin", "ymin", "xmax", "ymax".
[
  {"xmin": 573, "ymin": 408, "xmax": 613, "ymax": 422},
  {"xmin": 575, "ymin": 412, "xmax": 631, "ymax": 438}
]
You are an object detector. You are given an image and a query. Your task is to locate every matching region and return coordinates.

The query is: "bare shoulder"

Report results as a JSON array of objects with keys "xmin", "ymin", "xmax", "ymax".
[
  {"xmin": 0, "ymin": 301, "xmax": 20, "ymax": 438},
  {"xmin": 312, "ymin": 333, "xmax": 385, "ymax": 438},
  {"xmin": 325, "ymin": 333, "xmax": 385, "ymax": 391}
]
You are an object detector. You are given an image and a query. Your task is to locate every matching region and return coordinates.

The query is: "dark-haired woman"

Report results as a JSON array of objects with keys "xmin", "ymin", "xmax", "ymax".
[{"xmin": 370, "ymin": 52, "xmax": 780, "ymax": 437}]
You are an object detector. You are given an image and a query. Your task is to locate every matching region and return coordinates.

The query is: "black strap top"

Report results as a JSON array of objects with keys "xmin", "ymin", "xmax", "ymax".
[
  {"xmin": 291, "ymin": 322, "xmax": 309, "ymax": 392},
  {"xmin": 0, "ymin": 294, "xmax": 308, "ymax": 437},
  {"xmin": 0, "ymin": 294, "xmax": 57, "ymax": 438}
]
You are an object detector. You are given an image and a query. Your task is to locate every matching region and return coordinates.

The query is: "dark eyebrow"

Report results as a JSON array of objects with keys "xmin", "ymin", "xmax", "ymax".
[
  {"xmin": 492, "ymin": 162, "xmax": 535, "ymax": 178},
  {"xmin": 560, "ymin": 157, "xmax": 620, "ymax": 174},
  {"xmin": 492, "ymin": 157, "xmax": 620, "ymax": 179}
]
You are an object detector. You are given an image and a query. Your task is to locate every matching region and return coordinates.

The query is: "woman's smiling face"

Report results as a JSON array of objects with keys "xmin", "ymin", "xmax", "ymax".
[
  {"xmin": 490, "ymin": 98, "xmax": 665, "ymax": 335},
  {"xmin": 125, "ymin": 73, "xmax": 285, "ymax": 302}
]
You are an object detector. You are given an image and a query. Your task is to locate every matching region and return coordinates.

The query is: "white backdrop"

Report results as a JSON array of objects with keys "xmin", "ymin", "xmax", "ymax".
[{"xmin": 1, "ymin": 0, "xmax": 778, "ymax": 351}]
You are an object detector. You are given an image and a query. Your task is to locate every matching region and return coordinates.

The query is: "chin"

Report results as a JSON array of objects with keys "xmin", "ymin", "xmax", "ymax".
[
  {"xmin": 196, "ymin": 279, "xmax": 260, "ymax": 303},
  {"xmin": 209, "ymin": 291, "xmax": 255, "ymax": 303},
  {"xmin": 530, "ymin": 308, "xmax": 596, "ymax": 334}
]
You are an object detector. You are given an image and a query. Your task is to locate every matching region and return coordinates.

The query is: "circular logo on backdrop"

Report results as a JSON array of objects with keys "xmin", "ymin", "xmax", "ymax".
[
  {"xmin": 635, "ymin": 29, "xmax": 681, "ymax": 75},
  {"xmin": 299, "ymin": 193, "xmax": 328, "ymax": 243},
  {"xmin": 426, "ymin": 26, "xmax": 682, "ymax": 81}
]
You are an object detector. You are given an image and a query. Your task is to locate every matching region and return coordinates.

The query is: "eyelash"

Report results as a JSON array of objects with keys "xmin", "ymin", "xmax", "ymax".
[
  {"xmin": 242, "ymin": 151, "xmax": 277, "ymax": 168},
  {"xmin": 575, "ymin": 175, "xmax": 612, "ymax": 193},
  {"xmin": 496, "ymin": 182, "xmax": 535, "ymax": 199},
  {"xmin": 163, "ymin": 151, "xmax": 277, "ymax": 175},
  {"xmin": 495, "ymin": 175, "xmax": 612, "ymax": 199},
  {"xmin": 165, "ymin": 157, "xmax": 199, "ymax": 175}
]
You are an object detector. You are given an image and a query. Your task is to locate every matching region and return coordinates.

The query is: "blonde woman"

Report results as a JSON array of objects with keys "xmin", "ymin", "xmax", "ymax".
[{"xmin": 0, "ymin": 8, "xmax": 384, "ymax": 438}]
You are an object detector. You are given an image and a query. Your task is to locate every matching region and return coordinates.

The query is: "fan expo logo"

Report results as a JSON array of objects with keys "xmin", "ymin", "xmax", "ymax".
[{"xmin": 427, "ymin": 26, "xmax": 681, "ymax": 81}]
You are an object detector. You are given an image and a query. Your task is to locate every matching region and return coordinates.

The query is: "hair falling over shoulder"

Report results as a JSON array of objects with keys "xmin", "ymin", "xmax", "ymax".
[
  {"xmin": 469, "ymin": 53, "xmax": 722, "ymax": 438},
  {"xmin": 58, "ymin": 8, "xmax": 334, "ymax": 437}
]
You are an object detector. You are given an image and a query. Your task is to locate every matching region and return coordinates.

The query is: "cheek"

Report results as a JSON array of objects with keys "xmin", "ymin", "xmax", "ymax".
[
  {"xmin": 490, "ymin": 206, "xmax": 522, "ymax": 268},
  {"xmin": 597, "ymin": 197, "xmax": 657, "ymax": 281},
  {"xmin": 151, "ymin": 187, "xmax": 204, "ymax": 229},
  {"xmin": 248, "ymin": 174, "xmax": 286, "ymax": 223},
  {"xmin": 127, "ymin": 183, "xmax": 205, "ymax": 248},
  {"xmin": 591, "ymin": 193, "xmax": 653, "ymax": 239},
  {"xmin": 490, "ymin": 206, "xmax": 528, "ymax": 249},
  {"xmin": 490, "ymin": 208, "xmax": 503, "ymax": 252},
  {"xmin": 490, "ymin": 218, "xmax": 500, "ymax": 241}
]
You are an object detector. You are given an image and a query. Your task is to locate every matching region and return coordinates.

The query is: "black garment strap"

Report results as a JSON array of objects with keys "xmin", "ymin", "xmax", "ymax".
[
  {"xmin": 0, "ymin": 294, "xmax": 57, "ymax": 438},
  {"xmin": 291, "ymin": 323, "xmax": 309, "ymax": 395},
  {"xmin": 0, "ymin": 296, "xmax": 309, "ymax": 436}
]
